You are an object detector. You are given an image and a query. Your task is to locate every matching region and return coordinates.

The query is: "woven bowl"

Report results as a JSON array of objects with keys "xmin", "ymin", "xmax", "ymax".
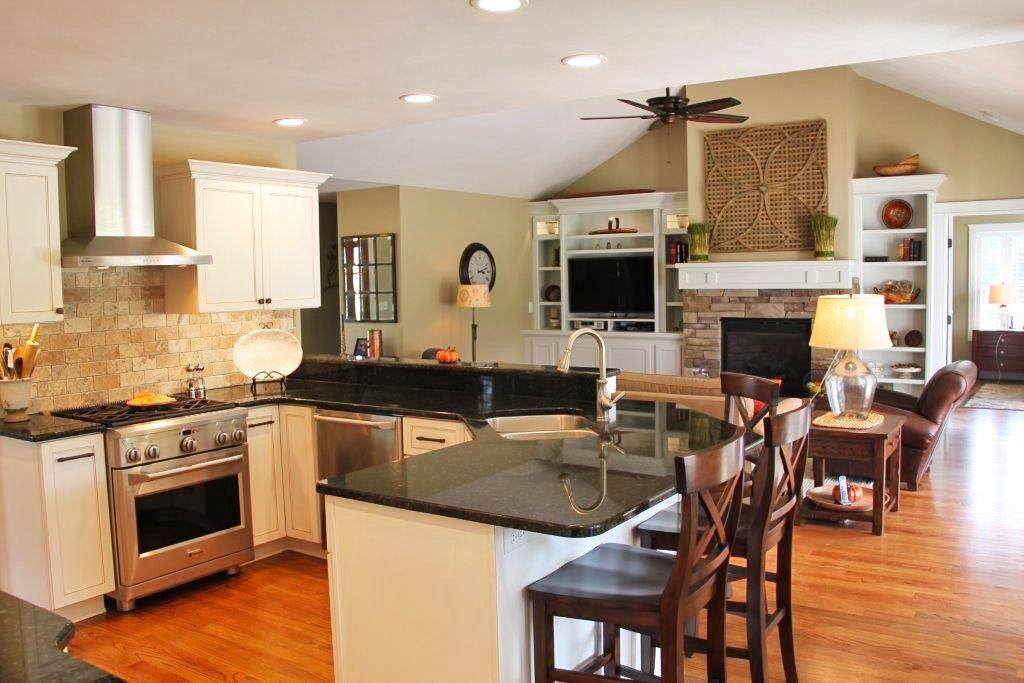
[{"xmin": 873, "ymin": 154, "xmax": 920, "ymax": 177}]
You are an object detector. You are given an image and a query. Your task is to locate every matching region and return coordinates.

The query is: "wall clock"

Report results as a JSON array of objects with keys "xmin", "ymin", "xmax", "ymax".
[{"xmin": 459, "ymin": 242, "xmax": 496, "ymax": 291}]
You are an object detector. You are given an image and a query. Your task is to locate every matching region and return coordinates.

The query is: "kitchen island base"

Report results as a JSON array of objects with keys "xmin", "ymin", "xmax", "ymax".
[{"xmin": 325, "ymin": 496, "xmax": 677, "ymax": 683}]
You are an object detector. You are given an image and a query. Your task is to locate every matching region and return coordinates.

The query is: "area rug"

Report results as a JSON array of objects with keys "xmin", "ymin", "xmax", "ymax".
[{"xmin": 963, "ymin": 381, "xmax": 1024, "ymax": 410}]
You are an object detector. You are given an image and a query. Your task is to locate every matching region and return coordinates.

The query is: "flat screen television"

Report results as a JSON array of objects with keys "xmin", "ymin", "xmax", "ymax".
[{"xmin": 568, "ymin": 255, "xmax": 654, "ymax": 316}]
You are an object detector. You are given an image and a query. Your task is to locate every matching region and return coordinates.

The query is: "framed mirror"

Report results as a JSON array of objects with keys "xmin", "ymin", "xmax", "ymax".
[{"xmin": 341, "ymin": 233, "xmax": 397, "ymax": 322}]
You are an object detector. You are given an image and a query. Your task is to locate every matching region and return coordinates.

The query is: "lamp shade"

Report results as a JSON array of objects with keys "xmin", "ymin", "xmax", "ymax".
[
  {"xmin": 456, "ymin": 284, "xmax": 491, "ymax": 308},
  {"xmin": 809, "ymin": 294, "xmax": 892, "ymax": 350},
  {"xmin": 989, "ymin": 283, "xmax": 1017, "ymax": 305}
]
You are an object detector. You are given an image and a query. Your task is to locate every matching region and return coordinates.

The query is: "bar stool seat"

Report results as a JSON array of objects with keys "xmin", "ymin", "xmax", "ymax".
[
  {"xmin": 640, "ymin": 504, "xmax": 759, "ymax": 555},
  {"xmin": 529, "ymin": 543, "xmax": 675, "ymax": 608}
]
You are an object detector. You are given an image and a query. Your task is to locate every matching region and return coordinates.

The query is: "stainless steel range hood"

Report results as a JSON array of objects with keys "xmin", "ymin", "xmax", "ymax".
[{"xmin": 61, "ymin": 105, "xmax": 212, "ymax": 267}]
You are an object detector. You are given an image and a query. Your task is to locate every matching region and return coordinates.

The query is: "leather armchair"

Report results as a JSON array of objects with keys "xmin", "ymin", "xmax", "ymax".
[{"xmin": 825, "ymin": 360, "xmax": 978, "ymax": 490}]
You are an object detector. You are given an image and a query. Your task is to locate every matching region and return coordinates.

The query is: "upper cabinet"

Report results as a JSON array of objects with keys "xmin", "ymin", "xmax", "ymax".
[
  {"xmin": 157, "ymin": 160, "xmax": 330, "ymax": 313},
  {"xmin": 0, "ymin": 139, "xmax": 75, "ymax": 324}
]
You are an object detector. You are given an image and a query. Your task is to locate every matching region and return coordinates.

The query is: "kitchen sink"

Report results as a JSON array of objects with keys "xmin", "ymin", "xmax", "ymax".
[{"xmin": 485, "ymin": 414, "xmax": 598, "ymax": 441}]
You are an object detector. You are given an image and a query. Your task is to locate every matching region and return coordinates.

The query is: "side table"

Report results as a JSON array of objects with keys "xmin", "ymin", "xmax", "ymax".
[{"xmin": 802, "ymin": 411, "xmax": 905, "ymax": 535}]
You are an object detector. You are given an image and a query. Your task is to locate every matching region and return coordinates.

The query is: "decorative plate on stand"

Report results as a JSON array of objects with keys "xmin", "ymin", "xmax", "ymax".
[
  {"xmin": 233, "ymin": 328, "xmax": 303, "ymax": 380},
  {"xmin": 805, "ymin": 485, "xmax": 887, "ymax": 512}
]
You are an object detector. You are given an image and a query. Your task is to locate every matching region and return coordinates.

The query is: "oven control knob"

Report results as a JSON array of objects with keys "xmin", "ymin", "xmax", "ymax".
[
  {"xmin": 232, "ymin": 428, "xmax": 245, "ymax": 443},
  {"xmin": 125, "ymin": 447, "xmax": 141, "ymax": 463},
  {"xmin": 144, "ymin": 445, "xmax": 160, "ymax": 460},
  {"xmin": 215, "ymin": 432, "xmax": 230, "ymax": 446},
  {"xmin": 179, "ymin": 437, "xmax": 196, "ymax": 453}
]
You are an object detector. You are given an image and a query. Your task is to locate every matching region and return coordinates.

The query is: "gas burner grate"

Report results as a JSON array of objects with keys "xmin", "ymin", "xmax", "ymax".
[{"xmin": 52, "ymin": 397, "xmax": 235, "ymax": 427}]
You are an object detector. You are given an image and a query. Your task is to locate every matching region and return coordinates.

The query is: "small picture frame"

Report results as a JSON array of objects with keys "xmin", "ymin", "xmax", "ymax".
[{"xmin": 353, "ymin": 337, "xmax": 369, "ymax": 357}]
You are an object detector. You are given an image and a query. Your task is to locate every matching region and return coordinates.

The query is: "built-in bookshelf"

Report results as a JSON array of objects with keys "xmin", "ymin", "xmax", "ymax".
[
  {"xmin": 528, "ymin": 192, "xmax": 687, "ymax": 334},
  {"xmin": 524, "ymin": 192, "xmax": 688, "ymax": 374},
  {"xmin": 851, "ymin": 174, "xmax": 948, "ymax": 391}
]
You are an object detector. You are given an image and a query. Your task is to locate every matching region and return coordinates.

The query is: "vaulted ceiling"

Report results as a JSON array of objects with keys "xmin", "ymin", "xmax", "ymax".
[{"xmin": 2, "ymin": 2, "xmax": 1023, "ymax": 199}]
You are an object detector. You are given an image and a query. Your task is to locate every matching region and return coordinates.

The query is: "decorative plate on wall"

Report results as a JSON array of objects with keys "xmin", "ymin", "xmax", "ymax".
[
  {"xmin": 704, "ymin": 119, "xmax": 828, "ymax": 253},
  {"xmin": 881, "ymin": 199, "xmax": 914, "ymax": 229}
]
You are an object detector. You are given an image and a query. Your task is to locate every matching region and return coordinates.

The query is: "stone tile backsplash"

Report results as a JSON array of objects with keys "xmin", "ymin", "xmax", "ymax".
[{"xmin": 1, "ymin": 267, "xmax": 295, "ymax": 413}]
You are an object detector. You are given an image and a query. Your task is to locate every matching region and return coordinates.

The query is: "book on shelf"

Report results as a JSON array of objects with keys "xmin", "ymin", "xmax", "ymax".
[{"xmin": 898, "ymin": 238, "xmax": 923, "ymax": 262}]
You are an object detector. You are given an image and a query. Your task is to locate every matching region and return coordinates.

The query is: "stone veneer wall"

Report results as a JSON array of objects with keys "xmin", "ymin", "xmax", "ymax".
[
  {"xmin": 677, "ymin": 288, "xmax": 845, "ymax": 376},
  {"xmin": 0, "ymin": 267, "xmax": 296, "ymax": 413}
]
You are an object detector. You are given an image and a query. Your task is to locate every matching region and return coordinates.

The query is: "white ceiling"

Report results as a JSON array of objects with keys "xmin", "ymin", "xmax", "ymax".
[
  {"xmin": 853, "ymin": 41, "xmax": 1024, "ymax": 135},
  {"xmin": 1, "ymin": 1, "xmax": 1023, "ymax": 141},
  {"xmin": 299, "ymin": 89, "xmax": 663, "ymax": 200}
]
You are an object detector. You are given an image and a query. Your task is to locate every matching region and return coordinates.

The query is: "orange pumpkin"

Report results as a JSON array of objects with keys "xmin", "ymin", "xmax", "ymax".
[
  {"xmin": 832, "ymin": 483, "xmax": 863, "ymax": 504},
  {"xmin": 436, "ymin": 347, "xmax": 460, "ymax": 364}
]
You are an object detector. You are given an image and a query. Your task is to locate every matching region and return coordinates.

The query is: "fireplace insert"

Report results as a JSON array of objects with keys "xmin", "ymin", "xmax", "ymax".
[{"xmin": 720, "ymin": 318, "xmax": 812, "ymax": 396}]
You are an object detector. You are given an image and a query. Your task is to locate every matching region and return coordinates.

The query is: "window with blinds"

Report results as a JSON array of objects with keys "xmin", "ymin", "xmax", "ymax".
[{"xmin": 969, "ymin": 224, "xmax": 1024, "ymax": 334}]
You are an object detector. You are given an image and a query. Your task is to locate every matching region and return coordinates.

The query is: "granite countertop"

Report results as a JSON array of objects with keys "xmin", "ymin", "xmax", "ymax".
[
  {"xmin": 317, "ymin": 400, "xmax": 759, "ymax": 537},
  {"xmin": 203, "ymin": 379, "xmax": 599, "ymax": 422},
  {"xmin": 0, "ymin": 591, "xmax": 118, "ymax": 682},
  {"xmin": 0, "ymin": 414, "xmax": 104, "ymax": 443}
]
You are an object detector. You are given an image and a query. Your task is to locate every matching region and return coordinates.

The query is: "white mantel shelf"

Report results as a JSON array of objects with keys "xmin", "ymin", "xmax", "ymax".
[{"xmin": 669, "ymin": 259, "xmax": 856, "ymax": 290}]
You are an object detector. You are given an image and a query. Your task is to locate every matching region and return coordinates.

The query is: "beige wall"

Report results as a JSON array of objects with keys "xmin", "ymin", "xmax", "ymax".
[
  {"xmin": 950, "ymin": 214, "xmax": 1024, "ymax": 361},
  {"xmin": 560, "ymin": 122, "xmax": 686, "ymax": 196},
  {"xmin": 852, "ymin": 77, "xmax": 1024, "ymax": 202},
  {"xmin": 0, "ymin": 99, "xmax": 301, "ymax": 409},
  {"xmin": 337, "ymin": 186, "xmax": 531, "ymax": 362},
  {"xmin": 686, "ymin": 67, "xmax": 857, "ymax": 260},
  {"xmin": 337, "ymin": 186, "xmax": 403, "ymax": 356},
  {"xmin": 398, "ymin": 186, "xmax": 531, "ymax": 362}
]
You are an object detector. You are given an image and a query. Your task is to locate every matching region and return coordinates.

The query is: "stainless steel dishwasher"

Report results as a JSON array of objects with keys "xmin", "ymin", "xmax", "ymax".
[{"xmin": 314, "ymin": 409, "xmax": 401, "ymax": 547}]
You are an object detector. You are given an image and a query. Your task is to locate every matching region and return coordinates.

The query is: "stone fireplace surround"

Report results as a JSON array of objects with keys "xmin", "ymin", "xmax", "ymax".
[{"xmin": 678, "ymin": 288, "xmax": 845, "ymax": 378}]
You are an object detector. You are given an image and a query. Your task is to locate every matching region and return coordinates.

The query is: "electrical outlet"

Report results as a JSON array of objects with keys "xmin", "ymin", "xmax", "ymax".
[
  {"xmin": 503, "ymin": 527, "xmax": 528, "ymax": 554},
  {"xmin": 528, "ymin": 301, "xmax": 534, "ymax": 314}
]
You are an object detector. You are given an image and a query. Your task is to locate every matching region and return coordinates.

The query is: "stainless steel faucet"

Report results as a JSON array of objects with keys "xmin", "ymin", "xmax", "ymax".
[{"xmin": 556, "ymin": 328, "xmax": 626, "ymax": 421}]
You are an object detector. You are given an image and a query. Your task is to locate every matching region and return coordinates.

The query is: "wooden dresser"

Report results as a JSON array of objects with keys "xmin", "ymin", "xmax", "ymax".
[{"xmin": 971, "ymin": 330, "xmax": 1024, "ymax": 377}]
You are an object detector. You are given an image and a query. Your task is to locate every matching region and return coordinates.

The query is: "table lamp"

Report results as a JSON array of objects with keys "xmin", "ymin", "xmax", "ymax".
[
  {"xmin": 989, "ymin": 282, "xmax": 1017, "ymax": 329},
  {"xmin": 809, "ymin": 294, "xmax": 892, "ymax": 422},
  {"xmin": 456, "ymin": 284, "xmax": 491, "ymax": 362}
]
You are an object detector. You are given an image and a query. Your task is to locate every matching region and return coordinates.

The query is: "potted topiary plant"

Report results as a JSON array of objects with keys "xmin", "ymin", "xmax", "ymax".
[
  {"xmin": 686, "ymin": 221, "xmax": 714, "ymax": 262},
  {"xmin": 810, "ymin": 213, "xmax": 838, "ymax": 260}
]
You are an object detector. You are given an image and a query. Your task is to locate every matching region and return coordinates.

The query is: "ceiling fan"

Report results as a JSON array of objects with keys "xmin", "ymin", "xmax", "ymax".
[{"xmin": 582, "ymin": 87, "xmax": 749, "ymax": 129}]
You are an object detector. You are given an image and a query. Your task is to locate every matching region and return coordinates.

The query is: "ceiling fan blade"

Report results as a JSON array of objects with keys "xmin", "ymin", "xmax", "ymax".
[
  {"xmin": 617, "ymin": 98, "xmax": 661, "ymax": 114},
  {"xmin": 580, "ymin": 115, "xmax": 657, "ymax": 120},
  {"xmin": 683, "ymin": 97, "xmax": 741, "ymax": 115},
  {"xmin": 686, "ymin": 113, "xmax": 749, "ymax": 124}
]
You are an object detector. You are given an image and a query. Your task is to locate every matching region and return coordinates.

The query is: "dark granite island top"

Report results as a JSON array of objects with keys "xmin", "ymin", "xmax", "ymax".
[
  {"xmin": 318, "ymin": 400, "xmax": 757, "ymax": 537},
  {"xmin": 0, "ymin": 590, "xmax": 118, "ymax": 682},
  {"xmin": 203, "ymin": 378, "xmax": 601, "ymax": 422}
]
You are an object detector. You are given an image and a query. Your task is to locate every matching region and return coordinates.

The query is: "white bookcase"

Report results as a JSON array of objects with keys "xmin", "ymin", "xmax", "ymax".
[
  {"xmin": 851, "ymin": 174, "xmax": 948, "ymax": 391},
  {"xmin": 524, "ymin": 192, "xmax": 688, "ymax": 373}
]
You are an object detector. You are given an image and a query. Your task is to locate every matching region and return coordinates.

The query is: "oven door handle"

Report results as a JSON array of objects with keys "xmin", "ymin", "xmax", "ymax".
[
  {"xmin": 128, "ymin": 454, "xmax": 244, "ymax": 483},
  {"xmin": 313, "ymin": 414, "xmax": 394, "ymax": 429}
]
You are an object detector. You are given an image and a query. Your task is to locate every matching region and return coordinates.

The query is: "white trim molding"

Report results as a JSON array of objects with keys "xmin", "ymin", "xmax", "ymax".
[
  {"xmin": 157, "ymin": 159, "xmax": 331, "ymax": 186},
  {"xmin": 669, "ymin": 259, "xmax": 857, "ymax": 290}
]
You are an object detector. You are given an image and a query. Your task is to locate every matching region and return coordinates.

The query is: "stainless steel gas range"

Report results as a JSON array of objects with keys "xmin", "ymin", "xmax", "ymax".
[{"xmin": 53, "ymin": 399, "xmax": 254, "ymax": 611}]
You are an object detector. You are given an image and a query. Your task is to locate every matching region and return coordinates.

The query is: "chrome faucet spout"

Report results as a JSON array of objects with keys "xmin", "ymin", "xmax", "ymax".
[{"xmin": 555, "ymin": 328, "xmax": 621, "ymax": 421}]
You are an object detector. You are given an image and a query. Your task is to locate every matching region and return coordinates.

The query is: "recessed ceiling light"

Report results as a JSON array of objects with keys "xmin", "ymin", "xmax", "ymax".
[
  {"xmin": 470, "ymin": 0, "xmax": 527, "ymax": 11},
  {"xmin": 561, "ymin": 54, "xmax": 607, "ymax": 69},
  {"xmin": 274, "ymin": 118, "xmax": 305, "ymax": 127},
  {"xmin": 400, "ymin": 93, "xmax": 437, "ymax": 103}
]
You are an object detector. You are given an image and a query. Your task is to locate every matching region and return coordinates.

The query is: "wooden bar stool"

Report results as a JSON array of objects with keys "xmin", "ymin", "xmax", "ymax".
[
  {"xmin": 637, "ymin": 371, "xmax": 780, "ymax": 664},
  {"xmin": 528, "ymin": 426, "xmax": 747, "ymax": 683},
  {"xmin": 635, "ymin": 400, "xmax": 813, "ymax": 682}
]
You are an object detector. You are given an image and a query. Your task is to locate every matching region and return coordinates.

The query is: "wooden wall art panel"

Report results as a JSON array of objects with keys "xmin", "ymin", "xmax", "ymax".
[{"xmin": 704, "ymin": 119, "xmax": 828, "ymax": 253}]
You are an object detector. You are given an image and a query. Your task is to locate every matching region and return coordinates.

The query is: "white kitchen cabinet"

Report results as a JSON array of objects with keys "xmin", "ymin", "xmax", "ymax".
[
  {"xmin": 0, "ymin": 139, "xmax": 75, "ymax": 324},
  {"xmin": 158, "ymin": 160, "xmax": 329, "ymax": 314},
  {"xmin": 401, "ymin": 417, "xmax": 472, "ymax": 457},
  {"xmin": 279, "ymin": 405, "xmax": 320, "ymax": 544},
  {"xmin": 247, "ymin": 406, "xmax": 287, "ymax": 546},
  {"xmin": 0, "ymin": 433, "xmax": 114, "ymax": 616}
]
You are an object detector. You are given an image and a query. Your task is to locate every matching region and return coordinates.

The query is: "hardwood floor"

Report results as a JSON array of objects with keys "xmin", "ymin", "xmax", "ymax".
[
  {"xmin": 71, "ymin": 551, "xmax": 332, "ymax": 681},
  {"xmin": 71, "ymin": 408, "xmax": 1024, "ymax": 681}
]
